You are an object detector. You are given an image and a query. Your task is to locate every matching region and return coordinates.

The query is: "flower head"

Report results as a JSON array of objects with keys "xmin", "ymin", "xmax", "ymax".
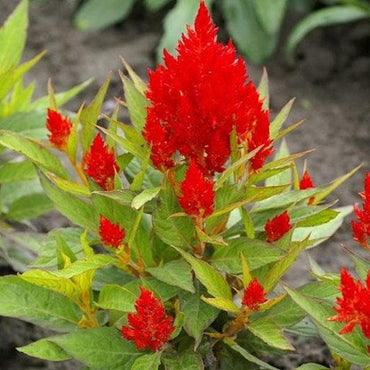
[
  {"xmin": 46, "ymin": 109, "xmax": 72, "ymax": 150},
  {"xmin": 351, "ymin": 172, "xmax": 370, "ymax": 250},
  {"xmin": 242, "ymin": 278, "xmax": 267, "ymax": 311},
  {"xmin": 300, "ymin": 170, "xmax": 315, "ymax": 204},
  {"xmin": 83, "ymin": 134, "xmax": 119, "ymax": 191},
  {"xmin": 143, "ymin": 1, "xmax": 272, "ymax": 174},
  {"xmin": 265, "ymin": 211, "xmax": 292, "ymax": 243},
  {"xmin": 178, "ymin": 161, "xmax": 215, "ymax": 218},
  {"xmin": 99, "ymin": 215, "xmax": 125, "ymax": 248},
  {"xmin": 121, "ymin": 287, "xmax": 175, "ymax": 351},
  {"xmin": 329, "ymin": 267, "xmax": 370, "ymax": 338}
]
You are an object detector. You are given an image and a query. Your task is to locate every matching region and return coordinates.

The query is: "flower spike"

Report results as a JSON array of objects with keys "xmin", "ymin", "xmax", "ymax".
[
  {"xmin": 46, "ymin": 108, "xmax": 72, "ymax": 151},
  {"xmin": 83, "ymin": 134, "xmax": 120, "ymax": 191},
  {"xmin": 265, "ymin": 211, "xmax": 292, "ymax": 243},
  {"xmin": 242, "ymin": 278, "xmax": 267, "ymax": 311},
  {"xmin": 99, "ymin": 215, "xmax": 125, "ymax": 248},
  {"xmin": 121, "ymin": 287, "xmax": 175, "ymax": 351},
  {"xmin": 299, "ymin": 170, "xmax": 315, "ymax": 204}
]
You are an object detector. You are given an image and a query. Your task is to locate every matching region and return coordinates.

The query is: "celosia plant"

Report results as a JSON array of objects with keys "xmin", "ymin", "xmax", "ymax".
[{"xmin": 0, "ymin": 1, "xmax": 369, "ymax": 369}]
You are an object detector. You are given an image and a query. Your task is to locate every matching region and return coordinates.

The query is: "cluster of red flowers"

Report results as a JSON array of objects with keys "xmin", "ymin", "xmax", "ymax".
[
  {"xmin": 242, "ymin": 278, "xmax": 267, "ymax": 311},
  {"xmin": 351, "ymin": 172, "xmax": 370, "ymax": 250},
  {"xmin": 83, "ymin": 134, "xmax": 120, "ymax": 191},
  {"xmin": 179, "ymin": 161, "xmax": 215, "ymax": 218},
  {"xmin": 121, "ymin": 287, "xmax": 175, "ymax": 351},
  {"xmin": 99, "ymin": 215, "xmax": 125, "ymax": 248},
  {"xmin": 265, "ymin": 211, "xmax": 292, "ymax": 243},
  {"xmin": 46, "ymin": 109, "xmax": 72, "ymax": 151},
  {"xmin": 143, "ymin": 2, "xmax": 272, "ymax": 175},
  {"xmin": 329, "ymin": 267, "xmax": 370, "ymax": 339}
]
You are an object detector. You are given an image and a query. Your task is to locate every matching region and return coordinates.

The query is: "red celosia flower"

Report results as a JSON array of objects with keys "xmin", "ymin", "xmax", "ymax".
[
  {"xmin": 329, "ymin": 267, "xmax": 370, "ymax": 338},
  {"xmin": 46, "ymin": 108, "xmax": 72, "ymax": 150},
  {"xmin": 83, "ymin": 134, "xmax": 119, "ymax": 191},
  {"xmin": 121, "ymin": 287, "xmax": 175, "ymax": 351},
  {"xmin": 351, "ymin": 172, "xmax": 370, "ymax": 250},
  {"xmin": 242, "ymin": 278, "xmax": 267, "ymax": 311},
  {"xmin": 143, "ymin": 1, "xmax": 272, "ymax": 174},
  {"xmin": 178, "ymin": 161, "xmax": 215, "ymax": 218},
  {"xmin": 99, "ymin": 215, "xmax": 125, "ymax": 248},
  {"xmin": 265, "ymin": 211, "xmax": 292, "ymax": 243},
  {"xmin": 299, "ymin": 170, "xmax": 315, "ymax": 204}
]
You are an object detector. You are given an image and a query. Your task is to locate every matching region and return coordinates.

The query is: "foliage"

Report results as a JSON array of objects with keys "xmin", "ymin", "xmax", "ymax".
[
  {"xmin": 0, "ymin": 0, "xmax": 90, "ymax": 270},
  {"xmin": 0, "ymin": 1, "xmax": 369, "ymax": 369},
  {"xmin": 73, "ymin": 0, "xmax": 370, "ymax": 64}
]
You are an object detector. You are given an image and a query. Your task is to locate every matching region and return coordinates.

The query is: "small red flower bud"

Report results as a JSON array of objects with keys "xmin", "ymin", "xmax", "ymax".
[
  {"xmin": 265, "ymin": 211, "xmax": 292, "ymax": 243},
  {"xmin": 83, "ymin": 134, "xmax": 119, "ymax": 191},
  {"xmin": 351, "ymin": 172, "xmax": 370, "ymax": 250},
  {"xmin": 329, "ymin": 267, "xmax": 370, "ymax": 339},
  {"xmin": 242, "ymin": 278, "xmax": 267, "ymax": 311},
  {"xmin": 178, "ymin": 161, "xmax": 215, "ymax": 218},
  {"xmin": 299, "ymin": 170, "xmax": 315, "ymax": 204},
  {"xmin": 46, "ymin": 108, "xmax": 72, "ymax": 150},
  {"xmin": 99, "ymin": 215, "xmax": 125, "ymax": 248},
  {"xmin": 121, "ymin": 287, "xmax": 175, "ymax": 351}
]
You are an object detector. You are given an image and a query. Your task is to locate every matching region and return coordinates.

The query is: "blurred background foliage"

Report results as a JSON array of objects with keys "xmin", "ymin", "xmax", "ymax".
[{"xmin": 72, "ymin": 0, "xmax": 370, "ymax": 64}]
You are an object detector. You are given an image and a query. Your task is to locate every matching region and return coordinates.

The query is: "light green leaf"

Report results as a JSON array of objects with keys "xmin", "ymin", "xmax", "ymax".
[
  {"xmin": 132, "ymin": 352, "xmax": 161, "ymax": 370},
  {"xmin": 97, "ymin": 284, "xmax": 136, "ymax": 312},
  {"xmin": 45, "ymin": 173, "xmax": 91, "ymax": 197},
  {"xmin": 74, "ymin": 0, "xmax": 135, "ymax": 30},
  {"xmin": 257, "ymin": 67, "xmax": 269, "ymax": 110},
  {"xmin": 265, "ymin": 139, "xmax": 291, "ymax": 187},
  {"xmin": 147, "ymin": 259, "xmax": 194, "ymax": 293},
  {"xmin": 286, "ymin": 6, "xmax": 370, "ymax": 64},
  {"xmin": 296, "ymin": 364, "xmax": 329, "ymax": 370},
  {"xmin": 270, "ymin": 98, "xmax": 295, "ymax": 139},
  {"xmin": 52, "ymin": 327, "xmax": 141, "ymax": 369},
  {"xmin": 162, "ymin": 348, "xmax": 204, "ymax": 370},
  {"xmin": 145, "ymin": 0, "xmax": 171, "ymax": 11},
  {"xmin": 175, "ymin": 247, "xmax": 232, "ymax": 299},
  {"xmin": 17, "ymin": 338, "xmax": 72, "ymax": 362},
  {"xmin": 255, "ymin": 0, "xmax": 288, "ymax": 35},
  {"xmin": 201, "ymin": 296, "xmax": 240, "ymax": 313},
  {"xmin": 0, "ymin": 160, "xmax": 36, "ymax": 183},
  {"xmin": 0, "ymin": 275, "xmax": 81, "ymax": 331}
]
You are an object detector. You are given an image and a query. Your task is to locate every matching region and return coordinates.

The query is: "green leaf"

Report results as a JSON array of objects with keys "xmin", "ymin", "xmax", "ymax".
[
  {"xmin": 211, "ymin": 238, "xmax": 283, "ymax": 274},
  {"xmin": 347, "ymin": 250, "xmax": 370, "ymax": 281},
  {"xmin": 0, "ymin": 130, "xmax": 69, "ymax": 178},
  {"xmin": 145, "ymin": 0, "xmax": 171, "ymax": 11},
  {"xmin": 0, "ymin": 160, "xmax": 36, "ymax": 183},
  {"xmin": 270, "ymin": 98, "xmax": 295, "ymax": 139},
  {"xmin": 52, "ymin": 327, "xmax": 141, "ymax": 369},
  {"xmin": 175, "ymin": 247, "xmax": 232, "ymax": 299},
  {"xmin": 265, "ymin": 139, "xmax": 291, "ymax": 187},
  {"xmin": 74, "ymin": 0, "xmax": 135, "ymax": 30},
  {"xmin": 255, "ymin": 0, "xmax": 288, "ymax": 35},
  {"xmin": 162, "ymin": 348, "xmax": 204, "ymax": 370},
  {"xmin": 97, "ymin": 284, "xmax": 136, "ymax": 312},
  {"xmin": 147, "ymin": 259, "xmax": 194, "ymax": 293},
  {"xmin": 17, "ymin": 338, "xmax": 72, "ymax": 362},
  {"xmin": 222, "ymin": 0, "xmax": 278, "ymax": 63},
  {"xmin": 0, "ymin": 275, "xmax": 82, "ymax": 331},
  {"xmin": 247, "ymin": 318, "xmax": 294, "ymax": 350},
  {"xmin": 224, "ymin": 338, "xmax": 279, "ymax": 370},
  {"xmin": 286, "ymin": 6, "xmax": 370, "ymax": 64},
  {"xmin": 180, "ymin": 286, "xmax": 219, "ymax": 343},
  {"xmin": 296, "ymin": 364, "xmax": 329, "ymax": 370},
  {"xmin": 257, "ymin": 67, "xmax": 269, "ymax": 110},
  {"xmin": 40, "ymin": 172, "xmax": 96, "ymax": 230},
  {"xmin": 201, "ymin": 296, "xmax": 240, "ymax": 313},
  {"xmin": 156, "ymin": 0, "xmax": 214, "ymax": 62},
  {"xmin": 285, "ymin": 286, "xmax": 370, "ymax": 366},
  {"xmin": 45, "ymin": 173, "xmax": 91, "ymax": 197},
  {"xmin": 0, "ymin": 0, "xmax": 28, "ymax": 73},
  {"xmin": 131, "ymin": 352, "xmax": 161, "ymax": 370}
]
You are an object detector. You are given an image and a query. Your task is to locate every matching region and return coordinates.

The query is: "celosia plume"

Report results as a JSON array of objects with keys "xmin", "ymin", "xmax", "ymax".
[
  {"xmin": 121, "ymin": 287, "xmax": 175, "ymax": 351},
  {"xmin": 83, "ymin": 134, "xmax": 119, "ymax": 191},
  {"xmin": 242, "ymin": 278, "xmax": 267, "ymax": 311},
  {"xmin": 265, "ymin": 211, "xmax": 292, "ymax": 243},
  {"xmin": 46, "ymin": 108, "xmax": 72, "ymax": 150},
  {"xmin": 329, "ymin": 267, "xmax": 370, "ymax": 338},
  {"xmin": 143, "ymin": 1, "xmax": 272, "ymax": 174},
  {"xmin": 351, "ymin": 172, "xmax": 370, "ymax": 250},
  {"xmin": 299, "ymin": 170, "xmax": 315, "ymax": 204},
  {"xmin": 178, "ymin": 161, "xmax": 215, "ymax": 218},
  {"xmin": 99, "ymin": 215, "xmax": 125, "ymax": 248}
]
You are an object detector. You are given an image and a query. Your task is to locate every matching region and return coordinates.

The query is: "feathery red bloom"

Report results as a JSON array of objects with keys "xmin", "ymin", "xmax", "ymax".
[
  {"xmin": 329, "ymin": 267, "xmax": 370, "ymax": 338},
  {"xmin": 121, "ymin": 287, "xmax": 175, "ymax": 351},
  {"xmin": 351, "ymin": 172, "xmax": 370, "ymax": 250},
  {"xmin": 178, "ymin": 161, "xmax": 215, "ymax": 218},
  {"xmin": 300, "ymin": 170, "xmax": 315, "ymax": 204},
  {"xmin": 46, "ymin": 109, "xmax": 72, "ymax": 150},
  {"xmin": 99, "ymin": 215, "xmax": 125, "ymax": 248},
  {"xmin": 143, "ymin": 1, "xmax": 272, "ymax": 174},
  {"xmin": 242, "ymin": 278, "xmax": 267, "ymax": 311},
  {"xmin": 83, "ymin": 134, "xmax": 119, "ymax": 191},
  {"xmin": 265, "ymin": 211, "xmax": 292, "ymax": 243}
]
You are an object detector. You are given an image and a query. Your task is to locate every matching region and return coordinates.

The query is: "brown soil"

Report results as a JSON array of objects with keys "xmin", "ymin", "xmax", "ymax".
[{"xmin": 0, "ymin": 0, "xmax": 369, "ymax": 368}]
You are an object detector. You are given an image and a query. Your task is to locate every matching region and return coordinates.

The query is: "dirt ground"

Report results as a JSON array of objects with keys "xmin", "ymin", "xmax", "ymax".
[{"xmin": 0, "ymin": 0, "xmax": 369, "ymax": 368}]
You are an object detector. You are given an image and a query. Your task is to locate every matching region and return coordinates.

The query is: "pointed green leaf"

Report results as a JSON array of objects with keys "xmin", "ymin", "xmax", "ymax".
[
  {"xmin": 97, "ymin": 284, "xmax": 136, "ymax": 312},
  {"xmin": 201, "ymin": 296, "xmax": 240, "ymax": 313},
  {"xmin": 270, "ymin": 98, "xmax": 295, "ymax": 139},
  {"xmin": 0, "ymin": 160, "xmax": 36, "ymax": 183},
  {"xmin": 257, "ymin": 68, "xmax": 269, "ymax": 110},
  {"xmin": 131, "ymin": 187, "xmax": 160, "ymax": 209},
  {"xmin": 132, "ymin": 352, "xmax": 161, "ymax": 370}
]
